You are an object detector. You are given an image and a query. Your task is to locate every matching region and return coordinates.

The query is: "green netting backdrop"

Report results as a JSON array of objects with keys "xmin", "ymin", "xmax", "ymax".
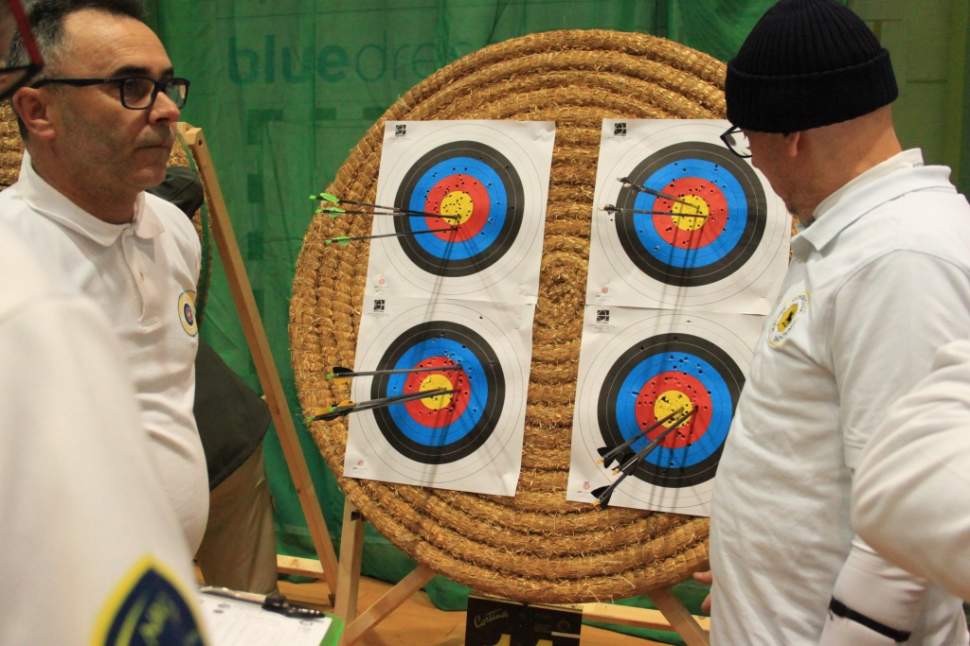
[{"xmin": 143, "ymin": 1, "xmax": 944, "ymax": 642}]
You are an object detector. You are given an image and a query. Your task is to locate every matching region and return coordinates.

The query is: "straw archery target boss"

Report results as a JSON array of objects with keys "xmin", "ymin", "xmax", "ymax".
[{"xmin": 291, "ymin": 30, "xmax": 739, "ymax": 603}]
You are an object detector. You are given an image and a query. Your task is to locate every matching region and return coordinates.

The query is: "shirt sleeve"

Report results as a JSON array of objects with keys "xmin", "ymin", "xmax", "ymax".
[
  {"xmin": 830, "ymin": 249, "xmax": 970, "ymax": 468},
  {"xmin": 852, "ymin": 339, "xmax": 970, "ymax": 601},
  {"xmin": 0, "ymin": 293, "xmax": 207, "ymax": 645}
]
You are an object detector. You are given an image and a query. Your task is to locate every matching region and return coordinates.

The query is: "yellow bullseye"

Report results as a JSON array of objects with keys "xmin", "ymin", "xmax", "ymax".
[
  {"xmin": 439, "ymin": 191, "xmax": 474, "ymax": 225},
  {"xmin": 653, "ymin": 390, "xmax": 694, "ymax": 426},
  {"xmin": 419, "ymin": 373, "xmax": 454, "ymax": 409},
  {"xmin": 670, "ymin": 194, "xmax": 709, "ymax": 231}
]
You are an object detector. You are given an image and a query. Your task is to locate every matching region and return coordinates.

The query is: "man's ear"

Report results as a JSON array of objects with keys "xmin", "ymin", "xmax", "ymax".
[{"xmin": 11, "ymin": 87, "xmax": 56, "ymax": 140}]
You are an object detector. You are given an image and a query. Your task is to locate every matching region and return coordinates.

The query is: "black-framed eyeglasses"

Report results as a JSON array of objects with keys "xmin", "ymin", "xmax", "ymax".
[
  {"xmin": 720, "ymin": 125, "xmax": 751, "ymax": 159},
  {"xmin": 31, "ymin": 76, "xmax": 190, "ymax": 110}
]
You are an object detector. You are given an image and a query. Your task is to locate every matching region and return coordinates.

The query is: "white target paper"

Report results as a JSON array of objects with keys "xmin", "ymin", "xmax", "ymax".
[
  {"xmin": 567, "ymin": 306, "xmax": 762, "ymax": 516},
  {"xmin": 364, "ymin": 120, "xmax": 555, "ymax": 304},
  {"xmin": 343, "ymin": 297, "xmax": 532, "ymax": 496},
  {"xmin": 586, "ymin": 119, "xmax": 790, "ymax": 314}
]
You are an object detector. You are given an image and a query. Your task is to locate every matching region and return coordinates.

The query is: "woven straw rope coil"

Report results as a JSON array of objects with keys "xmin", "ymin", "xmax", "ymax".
[{"xmin": 291, "ymin": 29, "xmax": 727, "ymax": 602}]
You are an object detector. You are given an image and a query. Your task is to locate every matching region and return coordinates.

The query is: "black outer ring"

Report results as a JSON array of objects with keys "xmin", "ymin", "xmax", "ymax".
[
  {"xmin": 614, "ymin": 141, "xmax": 767, "ymax": 287},
  {"xmin": 596, "ymin": 332, "xmax": 744, "ymax": 488},
  {"xmin": 371, "ymin": 320, "xmax": 506, "ymax": 464},
  {"xmin": 394, "ymin": 140, "xmax": 525, "ymax": 277}
]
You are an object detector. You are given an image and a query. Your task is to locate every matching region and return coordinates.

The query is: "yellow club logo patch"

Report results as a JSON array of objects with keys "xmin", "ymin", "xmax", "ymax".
[
  {"xmin": 91, "ymin": 555, "xmax": 204, "ymax": 646},
  {"xmin": 178, "ymin": 290, "xmax": 198, "ymax": 337},
  {"xmin": 768, "ymin": 292, "xmax": 808, "ymax": 348}
]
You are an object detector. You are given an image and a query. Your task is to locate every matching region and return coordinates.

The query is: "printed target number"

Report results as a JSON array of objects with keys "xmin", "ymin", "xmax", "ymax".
[
  {"xmin": 597, "ymin": 332, "xmax": 744, "ymax": 488},
  {"xmin": 394, "ymin": 141, "xmax": 525, "ymax": 277},
  {"xmin": 371, "ymin": 320, "xmax": 505, "ymax": 464},
  {"xmin": 614, "ymin": 141, "xmax": 767, "ymax": 287}
]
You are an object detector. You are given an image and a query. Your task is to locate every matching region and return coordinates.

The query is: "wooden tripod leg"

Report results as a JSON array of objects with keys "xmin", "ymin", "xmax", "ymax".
[
  {"xmin": 176, "ymin": 122, "xmax": 339, "ymax": 595},
  {"xmin": 647, "ymin": 586, "xmax": 710, "ymax": 646},
  {"xmin": 334, "ymin": 502, "xmax": 365, "ymax": 620},
  {"xmin": 341, "ymin": 564, "xmax": 436, "ymax": 645}
]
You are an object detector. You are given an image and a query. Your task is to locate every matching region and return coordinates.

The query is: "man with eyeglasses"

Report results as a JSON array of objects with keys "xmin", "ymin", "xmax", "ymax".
[
  {"xmin": 0, "ymin": 0, "xmax": 206, "ymax": 643},
  {"xmin": 704, "ymin": 1, "xmax": 970, "ymax": 644},
  {"xmin": 1, "ymin": 0, "xmax": 208, "ymax": 557}
]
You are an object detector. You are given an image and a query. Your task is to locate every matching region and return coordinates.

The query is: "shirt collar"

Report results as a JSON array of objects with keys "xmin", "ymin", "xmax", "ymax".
[
  {"xmin": 792, "ymin": 149, "xmax": 949, "ymax": 255},
  {"xmin": 16, "ymin": 151, "xmax": 163, "ymax": 246}
]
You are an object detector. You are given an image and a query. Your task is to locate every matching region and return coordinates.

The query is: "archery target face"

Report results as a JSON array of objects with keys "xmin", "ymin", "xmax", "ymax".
[
  {"xmin": 567, "ymin": 308, "xmax": 760, "ymax": 515},
  {"xmin": 344, "ymin": 299, "xmax": 531, "ymax": 496},
  {"xmin": 369, "ymin": 121, "xmax": 554, "ymax": 302},
  {"xmin": 586, "ymin": 120, "xmax": 790, "ymax": 315}
]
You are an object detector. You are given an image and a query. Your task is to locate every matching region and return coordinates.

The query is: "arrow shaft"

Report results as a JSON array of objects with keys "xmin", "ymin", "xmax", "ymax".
[
  {"xmin": 310, "ymin": 388, "xmax": 455, "ymax": 422},
  {"xmin": 619, "ymin": 178, "xmax": 697, "ymax": 210},
  {"xmin": 325, "ymin": 208, "xmax": 459, "ymax": 221},
  {"xmin": 617, "ymin": 409, "xmax": 695, "ymax": 473},
  {"xmin": 594, "ymin": 409, "xmax": 697, "ymax": 507},
  {"xmin": 613, "ymin": 209, "xmax": 709, "ymax": 219},
  {"xmin": 353, "ymin": 388, "xmax": 454, "ymax": 414},
  {"xmin": 600, "ymin": 406, "xmax": 686, "ymax": 465},
  {"xmin": 338, "ymin": 199, "xmax": 458, "ymax": 220},
  {"xmin": 327, "ymin": 227, "xmax": 455, "ymax": 244},
  {"xmin": 331, "ymin": 366, "xmax": 463, "ymax": 380}
]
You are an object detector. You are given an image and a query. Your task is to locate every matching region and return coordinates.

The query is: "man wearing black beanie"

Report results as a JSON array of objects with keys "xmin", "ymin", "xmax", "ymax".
[{"xmin": 707, "ymin": 0, "xmax": 970, "ymax": 644}]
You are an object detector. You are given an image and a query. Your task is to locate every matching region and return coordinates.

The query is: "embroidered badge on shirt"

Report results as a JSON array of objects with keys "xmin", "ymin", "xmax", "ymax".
[
  {"xmin": 768, "ymin": 291, "xmax": 809, "ymax": 348},
  {"xmin": 177, "ymin": 290, "xmax": 198, "ymax": 337},
  {"xmin": 91, "ymin": 556, "xmax": 204, "ymax": 646}
]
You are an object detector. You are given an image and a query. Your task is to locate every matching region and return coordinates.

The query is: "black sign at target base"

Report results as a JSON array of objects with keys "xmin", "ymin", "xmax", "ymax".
[{"xmin": 465, "ymin": 595, "xmax": 582, "ymax": 646}]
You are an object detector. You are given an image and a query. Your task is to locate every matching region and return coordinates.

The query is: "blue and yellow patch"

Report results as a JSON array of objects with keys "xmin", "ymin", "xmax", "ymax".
[{"xmin": 91, "ymin": 556, "xmax": 204, "ymax": 646}]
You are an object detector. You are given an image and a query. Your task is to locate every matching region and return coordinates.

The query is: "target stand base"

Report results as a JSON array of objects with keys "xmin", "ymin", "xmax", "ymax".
[
  {"xmin": 334, "ymin": 501, "xmax": 435, "ymax": 645},
  {"xmin": 333, "ymin": 501, "xmax": 709, "ymax": 645}
]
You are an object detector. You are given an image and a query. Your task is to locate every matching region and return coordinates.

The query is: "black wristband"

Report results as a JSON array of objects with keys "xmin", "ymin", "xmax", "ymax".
[{"xmin": 828, "ymin": 597, "xmax": 911, "ymax": 643}]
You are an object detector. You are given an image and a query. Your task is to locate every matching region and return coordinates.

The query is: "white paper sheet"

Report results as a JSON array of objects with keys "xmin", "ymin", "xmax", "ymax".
[
  {"xmin": 365, "ymin": 120, "xmax": 555, "ymax": 304},
  {"xmin": 197, "ymin": 593, "xmax": 332, "ymax": 646},
  {"xmin": 586, "ymin": 119, "xmax": 790, "ymax": 314},
  {"xmin": 566, "ymin": 306, "xmax": 762, "ymax": 516},
  {"xmin": 343, "ymin": 296, "xmax": 533, "ymax": 496}
]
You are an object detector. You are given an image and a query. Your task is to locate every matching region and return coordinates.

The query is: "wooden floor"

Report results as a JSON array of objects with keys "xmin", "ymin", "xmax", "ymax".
[{"xmin": 280, "ymin": 576, "xmax": 670, "ymax": 645}]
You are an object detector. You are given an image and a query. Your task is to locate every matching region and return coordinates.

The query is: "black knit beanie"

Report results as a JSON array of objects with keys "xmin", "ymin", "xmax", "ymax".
[{"xmin": 726, "ymin": 0, "xmax": 898, "ymax": 133}]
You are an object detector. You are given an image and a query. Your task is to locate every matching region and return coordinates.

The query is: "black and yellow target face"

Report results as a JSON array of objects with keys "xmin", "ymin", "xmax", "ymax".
[
  {"xmin": 394, "ymin": 141, "xmax": 525, "ymax": 277},
  {"xmin": 614, "ymin": 141, "xmax": 767, "ymax": 287}
]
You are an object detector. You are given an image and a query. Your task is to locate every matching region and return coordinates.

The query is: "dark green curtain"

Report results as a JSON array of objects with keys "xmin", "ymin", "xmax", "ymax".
[{"xmin": 143, "ymin": 2, "xmax": 773, "ymax": 642}]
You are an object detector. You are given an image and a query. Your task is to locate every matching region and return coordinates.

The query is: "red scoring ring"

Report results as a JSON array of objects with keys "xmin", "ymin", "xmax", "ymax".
[
  {"xmin": 402, "ymin": 356, "xmax": 471, "ymax": 428},
  {"xmin": 652, "ymin": 177, "xmax": 728, "ymax": 249},
  {"xmin": 423, "ymin": 174, "xmax": 491, "ymax": 243},
  {"xmin": 633, "ymin": 371, "xmax": 712, "ymax": 448}
]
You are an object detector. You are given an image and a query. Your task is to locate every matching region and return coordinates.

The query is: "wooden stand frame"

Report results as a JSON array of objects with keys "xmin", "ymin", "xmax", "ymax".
[
  {"xmin": 178, "ymin": 122, "xmax": 339, "ymax": 597},
  {"xmin": 334, "ymin": 501, "xmax": 709, "ymax": 645}
]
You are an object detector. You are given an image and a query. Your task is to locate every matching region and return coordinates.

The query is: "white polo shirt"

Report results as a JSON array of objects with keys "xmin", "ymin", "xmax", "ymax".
[
  {"xmin": 854, "ymin": 339, "xmax": 970, "ymax": 602},
  {"xmin": 0, "ymin": 225, "xmax": 206, "ymax": 645},
  {"xmin": 0, "ymin": 153, "xmax": 209, "ymax": 553},
  {"xmin": 710, "ymin": 150, "xmax": 970, "ymax": 644}
]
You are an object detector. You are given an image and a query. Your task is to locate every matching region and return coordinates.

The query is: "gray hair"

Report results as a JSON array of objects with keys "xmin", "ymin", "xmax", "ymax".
[{"xmin": 8, "ymin": 0, "xmax": 145, "ymax": 136}]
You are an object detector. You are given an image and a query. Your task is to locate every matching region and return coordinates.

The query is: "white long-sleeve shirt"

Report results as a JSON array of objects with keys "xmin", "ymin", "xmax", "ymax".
[{"xmin": 853, "ymin": 339, "xmax": 970, "ymax": 602}]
